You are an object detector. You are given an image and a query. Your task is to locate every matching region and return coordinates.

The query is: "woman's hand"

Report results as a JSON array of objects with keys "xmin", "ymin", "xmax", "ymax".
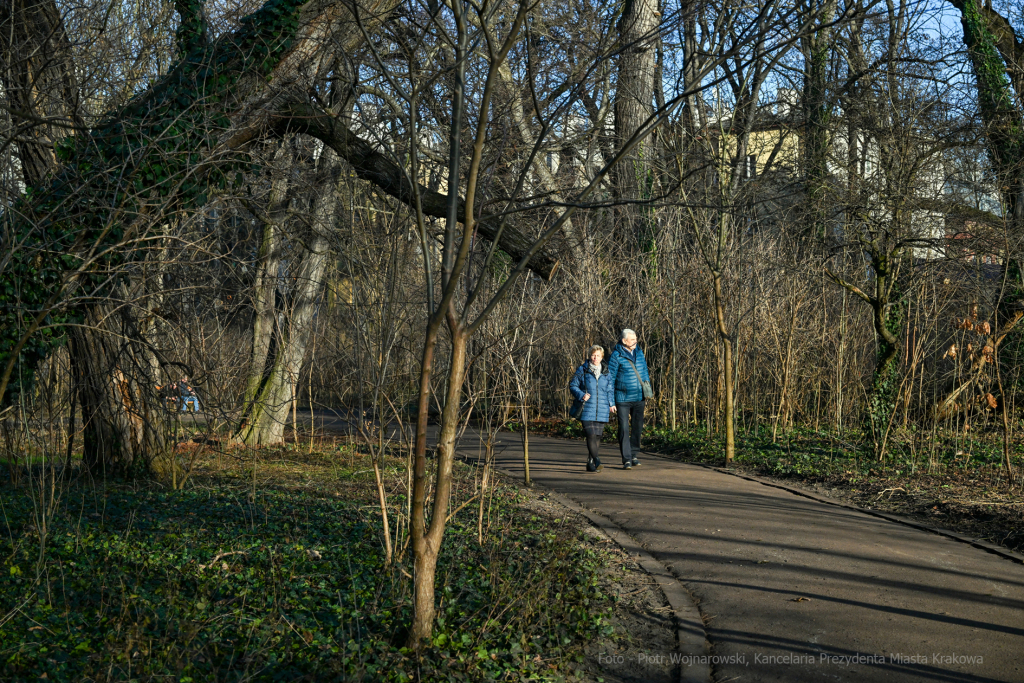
[
  {"xmin": 609, "ymin": 405, "xmax": 617, "ymax": 414},
  {"xmin": 582, "ymin": 393, "xmax": 591, "ymax": 402}
]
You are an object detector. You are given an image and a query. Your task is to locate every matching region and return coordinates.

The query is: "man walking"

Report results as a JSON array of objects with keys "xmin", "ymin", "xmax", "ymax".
[{"xmin": 606, "ymin": 328, "xmax": 651, "ymax": 469}]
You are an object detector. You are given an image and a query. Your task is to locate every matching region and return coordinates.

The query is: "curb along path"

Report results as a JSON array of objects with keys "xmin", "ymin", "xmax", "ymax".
[{"xmin": 471, "ymin": 431, "xmax": 1024, "ymax": 683}]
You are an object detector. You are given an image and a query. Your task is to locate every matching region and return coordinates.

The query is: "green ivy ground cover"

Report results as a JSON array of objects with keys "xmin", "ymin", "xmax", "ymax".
[
  {"xmin": 0, "ymin": 451, "xmax": 613, "ymax": 681},
  {"xmin": 641, "ymin": 424, "xmax": 1024, "ymax": 479}
]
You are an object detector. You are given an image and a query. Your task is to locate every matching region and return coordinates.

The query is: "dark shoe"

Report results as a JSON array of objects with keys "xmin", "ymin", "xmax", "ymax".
[
  {"xmin": 631, "ymin": 458, "xmax": 640, "ymax": 466},
  {"xmin": 586, "ymin": 457, "xmax": 597, "ymax": 472},
  {"xmin": 623, "ymin": 462, "xmax": 632, "ymax": 470}
]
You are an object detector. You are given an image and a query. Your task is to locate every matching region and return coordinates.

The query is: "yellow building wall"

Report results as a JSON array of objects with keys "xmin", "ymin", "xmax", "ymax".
[{"xmin": 718, "ymin": 127, "xmax": 801, "ymax": 178}]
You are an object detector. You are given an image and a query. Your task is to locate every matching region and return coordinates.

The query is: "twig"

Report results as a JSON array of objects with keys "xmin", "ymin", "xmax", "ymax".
[
  {"xmin": 446, "ymin": 495, "xmax": 479, "ymax": 523},
  {"xmin": 875, "ymin": 487, "xmax": 906, "ymax": 500},
  {"xmin": 0, "ymin": 594, "xmax": 37, "ymax": 630},
  {"xmin": 198, "ymin": 550, "xmax": 247, "ymax": 570}
]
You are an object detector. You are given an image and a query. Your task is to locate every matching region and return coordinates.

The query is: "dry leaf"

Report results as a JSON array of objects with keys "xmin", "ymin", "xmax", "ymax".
[{"xmin": 985, "ymin": 394, "xmax": 998, "ymax": 410}]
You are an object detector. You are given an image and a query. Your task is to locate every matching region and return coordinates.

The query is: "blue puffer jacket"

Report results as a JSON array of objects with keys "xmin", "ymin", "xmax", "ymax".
[
  {"xmin": 606, "ymin": 343, "xmax": 651, "ymax": 404},
  {"xmin": 569, "ymin": 363, "xmax": 613, "ymax": 422}
]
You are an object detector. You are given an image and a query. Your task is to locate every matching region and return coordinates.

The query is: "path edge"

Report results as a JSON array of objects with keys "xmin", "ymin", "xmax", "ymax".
[{"xmin": 514, "ymin": 480, "xmax": 713, "ymax": 683}]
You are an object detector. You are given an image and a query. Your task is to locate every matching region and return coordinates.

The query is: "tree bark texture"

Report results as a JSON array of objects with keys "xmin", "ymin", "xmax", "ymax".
[
  {"xmin": 614, "ymin": 0, "xmax": 659, "ymax": 254},
  {"xmin": 409, "ymin": 319, "xmax": 468, "ymax": 646},
  {"xmin": 68, "ymin": 307, "xmax": 171, "ymax": 477},
  {"xmin": 801, "ymin": 0, "xmax": 839, "ymax": 241},
  {"xmin": 0, "ymin": 0, "xmax": 83, "ymax": 188},
  {"xmin": 235, "ymin": 147, "xmax": 339, "ymax": 446},
  {"xmin": 712, "ymin": 272, "xmax": 736, "ymax": 463},
  {"xmin": 0, "ymin": 0, "xmax": 177, "ymax": 475},
  {"xmin": 239, "ymin": 144, "xmax": 291, "ymax": 415}
]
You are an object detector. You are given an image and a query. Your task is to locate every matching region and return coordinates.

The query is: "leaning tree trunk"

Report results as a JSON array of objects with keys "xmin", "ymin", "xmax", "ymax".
[
  {"xmin": 0, "ymin": 0, "xmax": 562, "ymax": 417},
  {"xmin": 0, "ymin": 0, "xmax": 176, "ymax": 475}
]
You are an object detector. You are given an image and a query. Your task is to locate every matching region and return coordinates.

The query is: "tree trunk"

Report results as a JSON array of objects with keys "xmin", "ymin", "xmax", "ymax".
[
  {"xmin": 69, "ymin": 306, "xmax": 171, "ymax": 478},
  {"xmin": 235, "ymin": 147, "xmax": 337, "ymax": 446},
  {"xmin": 866, "ymin": 267, "xmax": 901, "ymax": 460},
  {"xmin": 614, "ymin": 0, "xmax": 660, "ymax": 255},
  {"xmin": 0, "ymin": 0, "xmax": 177, "ymax": 476},
  {"xmin": 409, "ymin": 318, "xmax": 468, "ymax": 647},
  {"xmin": 0, "ymin": 0, "xmax": 83, "ymax": 188},
  {"xmin": 712, "ymin": 272, "xmax": 736, "ymax": 463},
  {"xmin": 239, "ymin": 144, "xmax": 291, "ymax": 414},
  {"xmin": 947, "ymin": 0, "xmax": 1024, "ymax": 364},
  {"xmin": 800, "ymin": 0, "xmax": 839, "ymax": 241}
]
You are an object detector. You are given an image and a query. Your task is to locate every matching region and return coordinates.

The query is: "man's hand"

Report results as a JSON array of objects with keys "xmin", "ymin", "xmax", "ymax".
[
  {"xmin": 582, "ymin": 393, "xmax": 591, "ymax": 402},
  {"xmin": 610, "ymin": 405, "xmax": 617, "ymax": 414}
]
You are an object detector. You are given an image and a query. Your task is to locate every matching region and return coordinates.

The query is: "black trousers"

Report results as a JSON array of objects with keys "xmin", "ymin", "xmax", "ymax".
[
  {"xmin": 616, "ymin": 400, "xmax": 645, "ymax": 463},
  {"xmin": 581, "ymin": 421, "xmax": 604, "ymax": 464}
]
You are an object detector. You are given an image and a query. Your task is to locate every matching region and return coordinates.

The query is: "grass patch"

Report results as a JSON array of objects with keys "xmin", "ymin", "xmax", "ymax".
[{"xmin": 1, "ymin": 443, "xmax": 614, "ymax": 681}]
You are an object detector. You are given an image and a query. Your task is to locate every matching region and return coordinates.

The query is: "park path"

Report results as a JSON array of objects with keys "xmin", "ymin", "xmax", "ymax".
[{"xmin": 466, "ymin": 431, "xmax": 1024, "ymax": 683}]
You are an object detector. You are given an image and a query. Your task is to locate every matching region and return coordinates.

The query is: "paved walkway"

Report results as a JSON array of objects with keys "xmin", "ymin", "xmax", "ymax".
[{"xmin": 469, "ymin": 431, "xmax": 1024, "ymax": 683}]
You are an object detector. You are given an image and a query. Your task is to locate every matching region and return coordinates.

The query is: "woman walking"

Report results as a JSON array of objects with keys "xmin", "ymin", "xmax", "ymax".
[{"xmin": 569, "ymin": 345, "xmax": 615, "ymax": 472}]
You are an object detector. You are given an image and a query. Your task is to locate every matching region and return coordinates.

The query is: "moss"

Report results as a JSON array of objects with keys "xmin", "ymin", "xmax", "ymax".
[{"xmin": 958, "ymin": 0, "xmax": 1024, "ymax": 172}]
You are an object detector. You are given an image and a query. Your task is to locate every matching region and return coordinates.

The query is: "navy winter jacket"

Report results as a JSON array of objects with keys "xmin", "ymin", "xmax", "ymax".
[
  {"xmin": 606, "ymin": 343, "xmax": 651, "ymax": 404},
  {"xmin": 569, "ymin": 363, "xmax": 613, "ymax": 422}
]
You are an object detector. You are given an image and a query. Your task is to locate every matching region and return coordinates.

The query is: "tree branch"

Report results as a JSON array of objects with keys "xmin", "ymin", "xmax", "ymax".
[{"xmin": 276, "ymin": 99, "xmax": 561, "ymax": 279}]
